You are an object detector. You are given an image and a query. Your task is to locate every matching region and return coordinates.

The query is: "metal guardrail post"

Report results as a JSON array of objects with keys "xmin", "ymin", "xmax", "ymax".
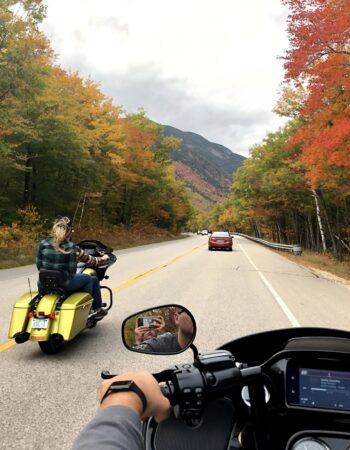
[{"xmin": 292, "ymin": 245, "xmax": 302, "ymax": 255}]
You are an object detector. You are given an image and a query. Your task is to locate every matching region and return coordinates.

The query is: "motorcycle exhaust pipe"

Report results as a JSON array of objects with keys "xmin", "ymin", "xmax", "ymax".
[{"xmin": 15, "ymin": 332, "xmax": 30, "ymax": 344}]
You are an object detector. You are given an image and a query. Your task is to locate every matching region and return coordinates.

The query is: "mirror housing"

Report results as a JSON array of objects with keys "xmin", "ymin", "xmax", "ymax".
[{"xmin": 122, "ymin": 304, "xmax": 196, "ymax": 355}]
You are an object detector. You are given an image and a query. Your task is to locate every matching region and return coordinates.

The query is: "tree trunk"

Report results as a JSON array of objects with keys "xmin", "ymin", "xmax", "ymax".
[
  {"xmin": 312, "ymin": 189, "xmax": 327, "ymax": 252},
  {"xmin": 276, "ymin": 220, "xmax": 282, "ymax": 243},
  {"xmin": 307, "ymin": 214, "xmax": 316, "ymax": 249},
  {"xmin": 255, "ymin": 222, "xmax": 262, "ymax": 238},
  {"xmin": 336, "ymin": 206, "xmax": 343, "ymax": 262},
  {"xmin": 292, "ymin": 211, "xmax": 299, "ymax": 245},
  {"xmin": 317, "ymin": 189, "xmax": 338, "ymax": 259},
  {"xmin": 23, "ymin": 148, "xmax": 32, "ymax": 207}
]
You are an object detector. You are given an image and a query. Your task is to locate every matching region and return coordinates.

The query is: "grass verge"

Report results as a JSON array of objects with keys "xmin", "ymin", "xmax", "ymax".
[{"xmin": 281, "ymin": 250, "xmax": 350, "ymax": 283}]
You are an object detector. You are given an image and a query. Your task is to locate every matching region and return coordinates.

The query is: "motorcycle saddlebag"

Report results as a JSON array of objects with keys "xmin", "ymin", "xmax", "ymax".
[
  {"xmin": 8, "ymin": 292, "xmax": 38, "ymax": 338},
  {"xmin": 57, "ymin": 292, "xmax": 92, "ymax": 341}
]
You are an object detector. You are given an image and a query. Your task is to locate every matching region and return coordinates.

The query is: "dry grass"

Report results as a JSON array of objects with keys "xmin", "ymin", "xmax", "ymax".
[
  {"xmin": 280, "ymin": 250, "xmax": 350, "ymax": 282},
  {"xmin": 0, "ymin": 224, "xmax": 186, "ymax": 270}
]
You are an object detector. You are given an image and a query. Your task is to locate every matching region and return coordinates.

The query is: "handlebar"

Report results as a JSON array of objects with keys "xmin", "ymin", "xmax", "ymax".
[
  {"xmin": 101, "ymin": 351, "xmax": 261, "ymax": 426},
  {"xmin": 153, "ymin": 350, "xmax": 261, "ymax": 425}
]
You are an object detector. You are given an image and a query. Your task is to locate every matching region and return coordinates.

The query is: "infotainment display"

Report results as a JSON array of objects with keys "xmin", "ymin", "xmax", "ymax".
[{"xmin": 286, "ymin": 366, "xmax": 350, "ymax": 412}]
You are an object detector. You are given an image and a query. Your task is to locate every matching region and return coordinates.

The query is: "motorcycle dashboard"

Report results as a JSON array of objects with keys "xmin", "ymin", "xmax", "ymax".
[{"xmin": 286, "ymin": 360, "xmax": 350, "ymax": 414}]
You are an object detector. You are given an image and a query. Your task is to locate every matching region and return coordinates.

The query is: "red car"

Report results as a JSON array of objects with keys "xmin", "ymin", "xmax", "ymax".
[{"xmin": 208, "ymin": 231, "xmax": 233, "ymax": 251}]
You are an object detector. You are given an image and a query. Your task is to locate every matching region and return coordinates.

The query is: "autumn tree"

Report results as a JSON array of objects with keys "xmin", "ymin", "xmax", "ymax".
[
  {"xmin": 0, "ymin": 2, "xmax": 192, "ymax": 236},
  {"xmin": 280, "ymin": 0, "xmax": 350, "ymax": 258},
  {"xmin": 0, "ymin": 0, "xmax": 52, "ymax": 221}
]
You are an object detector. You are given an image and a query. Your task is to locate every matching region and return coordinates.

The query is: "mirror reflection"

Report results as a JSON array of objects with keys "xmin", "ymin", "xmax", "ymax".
[{"xmin": 122, "ymin": 305, "xmax": 196, "ymax": 354}]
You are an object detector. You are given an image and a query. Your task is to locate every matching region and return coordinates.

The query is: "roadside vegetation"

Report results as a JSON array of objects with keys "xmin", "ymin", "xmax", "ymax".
[
  {"xmin": 0, "ymin": 0, "xmax": 193, "ymax": 269},
  {"xmin": 0, "ymin": 207, "xmax": 187, "ymax": 270},
  {"xmin": 276, "ymin": 250, "xmax": 350, "ymax": 283},
  {"xmin": 210, "ymin": 0, "xmax": 350, "ymax": 265}
]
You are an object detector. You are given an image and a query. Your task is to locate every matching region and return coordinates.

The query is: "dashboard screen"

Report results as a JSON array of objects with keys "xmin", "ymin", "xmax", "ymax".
[{"xmin": 287, "ymin": 367, "xmax": 350, "ymax": 411}]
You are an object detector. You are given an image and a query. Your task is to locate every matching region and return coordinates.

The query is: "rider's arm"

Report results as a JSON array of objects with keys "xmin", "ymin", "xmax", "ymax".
[
  {"xmin": 76, "ymin": 247, "xmax": 107, "ymax": 268},
  {"xmin": 72, "ymin": 371, "xmax": 170, "ymax": 450},
  {"xmin": 72, "ymin": 406, "xmax": 142, "ymax": 450}
]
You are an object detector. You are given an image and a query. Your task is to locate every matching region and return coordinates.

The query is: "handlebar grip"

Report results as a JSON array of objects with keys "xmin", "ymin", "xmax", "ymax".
[
  {"xmin": 160, "ymin": 383, "xmax": 170, "ymax": 397},
  {"xmin": 159, "ymin": 381, "xmax": 176, "ymax": 404}
]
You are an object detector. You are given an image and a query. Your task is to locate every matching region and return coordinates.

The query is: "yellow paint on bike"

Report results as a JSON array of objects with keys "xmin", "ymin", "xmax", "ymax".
[
  {"xmin": 1, "ymin": 243, "xmax": 204, "ymax": 352},
  {"xmin": 8, "ymin": 292, "xmax": 37, "ymax": 338}
]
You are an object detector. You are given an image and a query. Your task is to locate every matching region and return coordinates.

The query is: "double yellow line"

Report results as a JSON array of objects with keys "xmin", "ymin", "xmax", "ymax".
[{"xmin": 0, "ymin": 243, "xmax": 203, "ymax": 353}]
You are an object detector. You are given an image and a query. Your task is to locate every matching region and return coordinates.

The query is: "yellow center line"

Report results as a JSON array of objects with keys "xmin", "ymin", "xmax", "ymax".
[
  {"xmin": 1, "ymin": 243, "xmax": 204, "ymax": 353},
  {"xmin": 111, "ymin": 244, "xmax": 203, "ymax": 294},
  {"xmin": 0, "ymin": 340, "xmax": 15, "ymax": 352}
]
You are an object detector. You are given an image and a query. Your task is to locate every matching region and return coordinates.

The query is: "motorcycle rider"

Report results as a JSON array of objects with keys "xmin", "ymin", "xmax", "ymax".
[
  {"xmin": 133, "ymin": 309, "xmax": 194, "ymax": 353},
  {"xmin": 133, "ymin": 315, "xmax": 166, "ymax": 345},
  {"xmin": 72, "ymin": 371, "xmax": 170, "ymax": 450},
  {"xmin": 36, "ymin": 216, "xmax": 109, "ymax": 318}
]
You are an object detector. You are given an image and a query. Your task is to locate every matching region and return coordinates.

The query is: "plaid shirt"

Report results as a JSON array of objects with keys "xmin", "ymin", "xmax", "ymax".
[
  {"xmin": 36, "ymin": 237, "xmax": 77, "ymax": 282},
  {"xmin": 36, "ymin": 237, "xmax": 101, "ymax": 283}
]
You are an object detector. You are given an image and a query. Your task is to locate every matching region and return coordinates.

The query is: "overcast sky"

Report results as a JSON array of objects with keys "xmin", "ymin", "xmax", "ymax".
[{"xmin": 41, "ymin": 0, "xmax": 290, "ymax": 157}]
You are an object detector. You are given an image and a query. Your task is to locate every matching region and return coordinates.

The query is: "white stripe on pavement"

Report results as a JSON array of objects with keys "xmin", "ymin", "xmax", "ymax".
[{"xmin": 238, "ymin": 242, "xmax": 300, "ymax": 327}]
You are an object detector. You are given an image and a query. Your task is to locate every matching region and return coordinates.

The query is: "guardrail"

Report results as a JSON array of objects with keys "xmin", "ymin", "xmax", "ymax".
[{"xmin": 232, "ymin": 233, "xmax": 302, "ymax": 255}]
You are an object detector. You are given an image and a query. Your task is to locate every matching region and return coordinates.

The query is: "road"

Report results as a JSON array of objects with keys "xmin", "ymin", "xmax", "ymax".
[{"xmin": 0, "ymin": 234, "xmax": 349, "ymax": 449}]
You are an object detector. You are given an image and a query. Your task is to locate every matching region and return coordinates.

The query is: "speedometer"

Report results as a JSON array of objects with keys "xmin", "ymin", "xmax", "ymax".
[{"xmin": 291, "ymin": 438, "xmax": 330, "ymax": 450}]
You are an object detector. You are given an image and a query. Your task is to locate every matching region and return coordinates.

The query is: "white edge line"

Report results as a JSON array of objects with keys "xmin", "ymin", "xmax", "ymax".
[{"xmin": 238, "ymin": 242, "xmax": 300, "ymax": 328}]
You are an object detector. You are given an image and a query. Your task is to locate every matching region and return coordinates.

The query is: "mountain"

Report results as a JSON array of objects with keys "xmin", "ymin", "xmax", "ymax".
[{"xmin": 164, "ymin": 125, "xmax": 246, "ymax": 212}]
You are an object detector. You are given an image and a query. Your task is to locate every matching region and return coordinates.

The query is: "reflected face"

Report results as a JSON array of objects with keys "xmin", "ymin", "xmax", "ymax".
[{"xmin": 175, "ymin": 311, "xmax": 194, "ymax": 335}]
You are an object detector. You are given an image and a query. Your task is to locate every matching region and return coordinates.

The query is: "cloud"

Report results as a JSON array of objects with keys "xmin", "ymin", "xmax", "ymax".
[
  {"xmin": 90, "ymin": 64, "xmax": 285, "ymax": 156},
  {"xmin": 88, "ymin": 17, "xmax": 129, "ymax": 34},
  {"xmin": 41, "ymin": 0, "xmax": 289, "ymax": 157}
]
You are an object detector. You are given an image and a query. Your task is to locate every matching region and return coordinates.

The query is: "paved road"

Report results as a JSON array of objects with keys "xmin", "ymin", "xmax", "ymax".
[{"xmin": 0, "ymin": 235, "xmax": 349, "ymax": 449}]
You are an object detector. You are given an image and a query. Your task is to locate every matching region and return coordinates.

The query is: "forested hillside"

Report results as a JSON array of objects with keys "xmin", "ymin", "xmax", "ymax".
[{"xmin": 164, "ymin": 125, "xmax": 245, "ymax": 212}]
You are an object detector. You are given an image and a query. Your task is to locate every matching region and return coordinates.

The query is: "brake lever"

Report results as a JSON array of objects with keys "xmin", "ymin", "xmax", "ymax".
[{"xmin": 101, "ymin": 370, "xmax": 118, "ymax": 380}]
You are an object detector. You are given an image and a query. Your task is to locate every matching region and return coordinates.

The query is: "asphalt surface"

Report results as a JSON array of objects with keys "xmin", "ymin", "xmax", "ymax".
[{"xmin": 0, "ymin": 235, "xmax": 349, "ymax": 449}]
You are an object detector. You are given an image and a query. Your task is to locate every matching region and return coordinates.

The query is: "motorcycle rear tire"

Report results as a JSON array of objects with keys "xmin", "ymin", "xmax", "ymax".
[{"xmin": 38, "ymin": 338, "xmax": 63, "ymax": 355}]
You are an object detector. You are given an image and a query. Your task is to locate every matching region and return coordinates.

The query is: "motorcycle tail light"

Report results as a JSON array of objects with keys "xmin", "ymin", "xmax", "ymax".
[
  {"xmin": 49, "ymin": 313, "xmax": 55, "ymax": 319},
  {"xmin": 28, "ymin": 312, "xmax": 34, "ymax": 318},
  {"xmin": 38, "ymin": 311, "xmax": 45, "ymax": 316}
]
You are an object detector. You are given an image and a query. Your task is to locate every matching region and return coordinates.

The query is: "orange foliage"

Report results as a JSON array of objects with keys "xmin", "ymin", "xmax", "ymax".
[{"xmin": 282, "ymin": 0, "xmax": 350, "ymax": 190}]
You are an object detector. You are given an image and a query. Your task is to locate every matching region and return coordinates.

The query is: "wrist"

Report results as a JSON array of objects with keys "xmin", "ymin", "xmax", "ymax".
[{"xmin": 100, "ymin": 391, "xmax": 143, "ymax": 416}]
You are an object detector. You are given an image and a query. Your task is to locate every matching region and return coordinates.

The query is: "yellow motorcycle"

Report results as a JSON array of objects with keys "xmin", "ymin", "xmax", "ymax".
[{"xmin": 8, "ymin": 240, "xmax": 116, "ymax": 354}]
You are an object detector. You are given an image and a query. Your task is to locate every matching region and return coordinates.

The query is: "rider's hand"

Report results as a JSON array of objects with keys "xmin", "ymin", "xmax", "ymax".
[
  {"xmin": 98, "ymin": 371, "xmax": 171, "ymax": 423},
  {"xmin": 134, "ymin": 326, "xmax": 149, "ymax": 344},
  {"xmin": 154, "ymin": 316, "xmax": 166, "ymax": 334},
  {"xmin": 101, "ymin": 254, "xmax": 109, "ymax": 261}
]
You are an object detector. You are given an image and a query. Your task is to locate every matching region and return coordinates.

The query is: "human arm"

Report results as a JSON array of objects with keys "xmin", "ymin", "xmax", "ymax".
[
  {"xmin": 72, "ymin": 371, "xmax": 170, "ymax": 450},
  {"xmin": 72, "ymin": 406, "xmax": 142, "ymax": 450},
  {"xmin": 76, "ymin": 247, "xmax": 109, "ymax": 268}
]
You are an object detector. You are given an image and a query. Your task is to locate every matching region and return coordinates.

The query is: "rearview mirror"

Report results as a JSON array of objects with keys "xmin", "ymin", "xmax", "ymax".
[{"xmin": 122, "ymin": 305, "xmax": 196, "ymax": 355}]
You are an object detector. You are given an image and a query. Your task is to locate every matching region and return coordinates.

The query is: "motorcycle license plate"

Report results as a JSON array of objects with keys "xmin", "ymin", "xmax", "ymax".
[{"xmin": 32, "ymin": 318, "xmax": 48, "ymax": 329}]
